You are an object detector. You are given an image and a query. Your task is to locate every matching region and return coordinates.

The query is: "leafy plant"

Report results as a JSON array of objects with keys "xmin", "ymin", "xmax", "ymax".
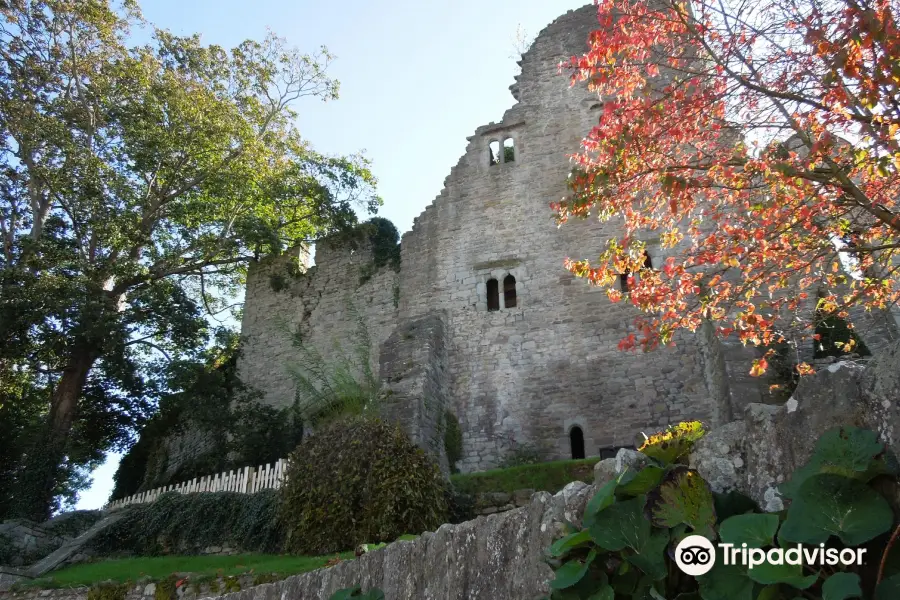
[
  {"xmin": 286, "ymin": 301, "xmax": 382, "ymax": 426},
  {"xmin": 637, "ymin": 420, "xmax": 706, "ymax": 465},
  {"xmin": 279, "ymin": 417, "xmax": 448, "ymax": 554},
  {"xmin": 545, "ymin": 423, "xmax": 900, "ymax": 599}
]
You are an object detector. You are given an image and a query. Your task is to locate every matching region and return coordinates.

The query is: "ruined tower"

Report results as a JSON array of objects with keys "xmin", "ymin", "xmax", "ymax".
[{"xmin": 236, "ymin": 4, "xmax": 723, "ymax": 472}]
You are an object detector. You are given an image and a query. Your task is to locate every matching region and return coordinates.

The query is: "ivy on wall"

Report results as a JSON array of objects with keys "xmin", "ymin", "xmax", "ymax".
[{"xmin": 111, "ymin": 340, "xmax": 304, "ymax": 502}]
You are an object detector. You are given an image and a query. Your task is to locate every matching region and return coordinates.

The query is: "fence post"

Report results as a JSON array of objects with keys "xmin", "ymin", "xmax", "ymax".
[{"xmin": 242, "ymin": 466, "xmax": 254, "ymax": 493}]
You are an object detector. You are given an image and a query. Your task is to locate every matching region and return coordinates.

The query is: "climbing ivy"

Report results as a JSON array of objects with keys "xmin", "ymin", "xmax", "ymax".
[{"xmin": 545, "ymin": 423, "xmax": 900, "ymax": 599}]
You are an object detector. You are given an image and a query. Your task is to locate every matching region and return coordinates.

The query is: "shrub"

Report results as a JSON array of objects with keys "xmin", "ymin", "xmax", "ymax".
[
  {"xmin": 88, "ymin": 490, "xmax": 282, "ymax": 556},
  {"xmin": 545, "ymin": 423, "xmax": 900, "ymax": 599},
  {"xmin": 280, "ymin": 417, "xmax": 448, "ymax": 554}
]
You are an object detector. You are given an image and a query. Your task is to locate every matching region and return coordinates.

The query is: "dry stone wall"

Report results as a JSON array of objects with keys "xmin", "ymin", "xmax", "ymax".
[{"xmin": 236, "ymin": 4, "xmax": 716, "ymax": 472}]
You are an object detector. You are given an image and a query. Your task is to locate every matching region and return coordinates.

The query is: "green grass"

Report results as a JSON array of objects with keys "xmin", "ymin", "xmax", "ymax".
[
  {"xmin": 451, "ymin": 458, "xmax": 601, "ymax": 496},
  {"xmin": 22, "ymin": 552, "xmax": 354, "ymax": 589}
]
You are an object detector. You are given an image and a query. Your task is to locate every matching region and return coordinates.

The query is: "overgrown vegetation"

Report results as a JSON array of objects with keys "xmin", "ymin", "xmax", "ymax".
[
  {"xmin": 111, "ymin": 336, "xmax": 303, "ymax": 501},
  {"xmin": 451, "ymin": 458, "xmax": 600, "ymax": 496},
  {"xmin": 359, "ymin": 217, "xmax": 401, "ymax": 272},
  {"xmin": 89, "ymin": 490, "xmax": 283, "ymax": 556},
  {"xmin": 279, "ymin": 417, "xmax": 448, "ymax": 554},
  {"xmin": 545, "ymin": 422, "xmax": 900, "ymax": 599},
  {"xmin": 287, "ymin": 301, "xmax": 381, "ymax": 427}
]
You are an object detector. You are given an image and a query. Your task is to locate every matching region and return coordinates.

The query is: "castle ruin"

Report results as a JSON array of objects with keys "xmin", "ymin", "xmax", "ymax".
[{"xmin": 235, "ymin": 4, "xmax": 899, "ymax": 473}]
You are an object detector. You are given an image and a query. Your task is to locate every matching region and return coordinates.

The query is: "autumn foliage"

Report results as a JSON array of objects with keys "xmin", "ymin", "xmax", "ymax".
[{"xmin": 555, "ymin": 0, "xmax": 900, "ymax": 374}]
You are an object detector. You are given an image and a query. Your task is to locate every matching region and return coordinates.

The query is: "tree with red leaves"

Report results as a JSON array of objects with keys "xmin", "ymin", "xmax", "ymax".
[{"xmin": 555, "ymin": 0, "xmax": 900, "ymax": 375}]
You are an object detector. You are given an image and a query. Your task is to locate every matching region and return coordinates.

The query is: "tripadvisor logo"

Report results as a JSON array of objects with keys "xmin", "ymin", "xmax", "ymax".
[{"xmin": 674, "ymin": 535, "xmax": 867, "ymax": 577}]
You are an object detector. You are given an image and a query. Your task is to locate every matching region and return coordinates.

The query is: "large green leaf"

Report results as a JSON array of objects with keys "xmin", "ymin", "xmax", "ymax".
[
  {"xmin": 780, "ymin": 426, "xmax": 899, "ymax": 499},
  {"xmin": 584, "ymin": 478, "xmax": 619, "ymax": 528},
  {"xmin": 697, "ymin": 563, "xmax": 754, "ymax": 600},
  {"xmin": 718, "ymin": 513, "xmax": 779, "ymax": 548},
  {"xmin": 618, "ymin": 466, "xmax": 666, "ymax": 497},
  {"xmin": 626, "ymin": 529, "xmax": 670, "ymax": 580},
  {"xmin": 875, "ymin": 573, "xmax": 900, "ymax": 600},
  {"xmin": 822, "ymin": 572, "xmax": 862, "ymax": 600},
  {"xmin": 586, "ymin": 583, "xmax": 615, "ymax": 600},
  {"xmin": 550, "ymin": 550, "xmax": 598, "ymax": 590},
  {"xmin": 645, "ymin": 467, "xmax": 717, "ymax": 539},
  {"xmin": 589, "ymin": 496, "xmax": 652, "ymax": 552},
  {"xmin": 713, "ymin": 491, "xmax": 758, "ymax": 521},
  {"xmin": 747, "ymin": 561, "xmax": 818, "ymax": 589},
  {"xmin": 329, "ymin": 588, "xmax": 362, "ymax": 600},
  {"xmin": 779, "ymin": 473, "xmax": 893, "ymax": 545},
  {"xmin": 638, "ymin": 421, "xmax": 707, "ymax": 465},
  {"xmin": 549, "ymin": 529, "xmax": 593, "ymax": 558}
]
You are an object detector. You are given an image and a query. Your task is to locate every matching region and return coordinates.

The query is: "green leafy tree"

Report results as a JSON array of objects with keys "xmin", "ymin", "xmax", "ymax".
[{"xmin": 0, "ymin": 0, "xmax": 379, "ymax": 519}]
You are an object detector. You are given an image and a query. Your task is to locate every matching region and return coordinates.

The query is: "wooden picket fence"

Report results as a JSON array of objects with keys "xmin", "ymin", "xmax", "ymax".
[{"xmin": 105, "ymin": 458, "xmax": 288, "ymax": 510}]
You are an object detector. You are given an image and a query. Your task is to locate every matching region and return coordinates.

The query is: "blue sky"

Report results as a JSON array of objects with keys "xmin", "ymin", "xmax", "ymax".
[{"xmin": 75, "ymin": 0, "xmax": 593, "ymax": 510}]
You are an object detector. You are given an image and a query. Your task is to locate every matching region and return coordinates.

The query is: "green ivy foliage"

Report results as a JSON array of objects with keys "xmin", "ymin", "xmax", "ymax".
[
  {"xmin": 111, "ymin": 337, "xmax": 303, "ymax": 501},
  {"xmin": 279, "ymin": 417, "xmax": 448, "ymax": 554},
  {"xmin": 88, "ymin": 490, "xmax": 283, "ymax": 556},
  {"xmin": 360, "ymin": 217, "xmax": 401, "ymax": 271},
  {"xmin": 545, "ymin": 424, "xmax": 900, "ymax": 600}
]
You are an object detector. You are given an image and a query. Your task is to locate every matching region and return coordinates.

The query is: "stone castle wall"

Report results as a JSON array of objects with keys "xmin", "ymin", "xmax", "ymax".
[
  {"xmin": 238, "ymin": 238, "xmax": 400, "ymax": 411},
  {"xmin": 236, "ymin": 4, "xmax": 718, "ymax": 472}
]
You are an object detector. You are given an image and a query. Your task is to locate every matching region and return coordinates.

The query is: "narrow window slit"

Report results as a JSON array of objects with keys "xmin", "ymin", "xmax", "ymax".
[
  {"xmin": 503, "ymin": 275, "xmax": 517, "ymax": 308},
  {"xmin": 487, "ymin": 278, "xmax": 500, "ymax": 311}
]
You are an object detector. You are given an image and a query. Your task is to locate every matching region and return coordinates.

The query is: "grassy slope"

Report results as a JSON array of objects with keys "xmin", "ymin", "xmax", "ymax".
[
  {"xmin": 24, "ymin": 553, "xmax": 355, "ymax": 588},
  {"xmin": 450, "ymin": 458, "xmax": 600, "ymax": 495},
  {"xmin": 25, "ymin": 535, "xmax": 422, "ymax": 589}
]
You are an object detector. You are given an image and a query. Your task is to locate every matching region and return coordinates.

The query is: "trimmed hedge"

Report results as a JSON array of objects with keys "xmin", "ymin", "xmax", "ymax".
[
  {"xmin": 280, "ymin": 417, "xmax": 448, "ymax": 554},
  {"xmin": 450, "ymin": 458, "xmax": 600, "ymax": 496},
  {"xmin": 88, "ymin": 490, "xmax": 282, "ymax": 556}
]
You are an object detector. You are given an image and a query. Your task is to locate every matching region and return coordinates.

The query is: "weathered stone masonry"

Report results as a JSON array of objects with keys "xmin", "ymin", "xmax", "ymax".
[{"xmin": 237, "ymin": 4, "xmax": 744, "ymax": 471}]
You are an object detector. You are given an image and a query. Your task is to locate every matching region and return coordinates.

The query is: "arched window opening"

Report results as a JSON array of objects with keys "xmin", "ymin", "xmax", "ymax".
[
  {"xmin": 570, "ymin": 426, "xmax": 585, "ymax": 460},
  {"xmin": 487, "ymin": 278, "xmax": 500, "ymax": 311},
  {"xmin": 619, "ymin": 269, "xmax": 631, "ymax": 293},
  {"xmin": 503, "ymin": 274, "xmax": 517, "ymax": 308},
  {"xmin": 489, "ymin": 141, "xmax": 500, "ymax": 166},
  {"xmin": 643, "ymin": 251, "xmax": 653, "ymax": 270},
  {"xmin": 503, "ymin": 137, "xmax": 515, "ymax": 162}
]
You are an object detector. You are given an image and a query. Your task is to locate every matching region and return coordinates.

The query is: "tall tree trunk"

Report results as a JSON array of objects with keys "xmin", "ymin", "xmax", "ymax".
[{"xmin": 16, "ymin": 348, "xmax": 97, "ymax": 520}]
